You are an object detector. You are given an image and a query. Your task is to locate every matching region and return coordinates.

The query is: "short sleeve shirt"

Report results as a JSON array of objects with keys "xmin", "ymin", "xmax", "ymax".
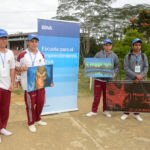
[
  {"xmin": 16, "ymin": 49, "xmax": 45, "ymax": 90},
  {"xmin": 0, "ymin": 49, "xmax": 15, "ymax": 90}
]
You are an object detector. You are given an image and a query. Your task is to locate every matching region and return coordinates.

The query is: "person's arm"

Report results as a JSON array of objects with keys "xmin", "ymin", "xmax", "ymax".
[
  {"xmin": 113, "ymin": 55, "xmax": 120, "ymax": 78},
  {"xmin": 94, "ymin": 51, "xmax": 101, "ymax": 58},
  {"xmin": 15, "ymin": 53, "xmax": 28, "ymax": 72},
  {"xmin": 124, "ymin": 54, "xmax": 137, "ymax": 80},
  {"xmin": 15, "ymin": 65, "xmax": 28, "ymax": 72},
  {"xmin": 141, "ymin": 54, "xmax": 149, "ymax": 77},
  {"xmin": 9, "ymin": 52, "xmax": 15, "ymax": 90},
  {"xmin": 136, "ymin": 54, "xmax": 149, "ymax": 80},
  {"xmin": 9, "ymin": 68, "xmax": 15, "ymax": 91}
]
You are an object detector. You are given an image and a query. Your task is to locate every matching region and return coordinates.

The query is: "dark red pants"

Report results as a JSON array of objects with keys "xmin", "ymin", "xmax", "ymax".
[
  {"xmin": 91, "ymin": 80, "xmax": 106, "ymax": 112},
  {"xmin": 24, "ymin": 88, "xmax": 45, "ymax": 125},
  {"xmin": 0, "ymin": 88, "xmax": 11, "ymax": 129}
]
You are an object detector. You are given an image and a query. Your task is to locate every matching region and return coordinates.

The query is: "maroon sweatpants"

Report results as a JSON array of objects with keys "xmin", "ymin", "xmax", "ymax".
[
  {"xmin": 0, "ymin": 88, "xmax": 11, "ymax": 129},
  {"xmin": 91, "ymin": 80, "xmax": 106, "ymax": 112},
  {"xmin": 24, "ymin": 88, "xmax": 45, "ymax": 125}
]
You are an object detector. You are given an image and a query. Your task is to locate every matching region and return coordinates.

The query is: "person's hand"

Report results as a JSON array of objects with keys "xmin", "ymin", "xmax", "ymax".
[
  {"xmin": 136, "ymin": 75, "xmax": 143, "ymax": 80},
  {"xmin": 16, "ymin": 65, "xmax": 28, "ymax": 72},
  {"xmin": 22, "ymin": 65, "xmax": 28, "ymax": 71},
  {"xmin": 8, "ymin": 82, "xmax": 14, "ymax": 91},
  {"xmin": 133, "ymin": 79, "xmax": 140, "ymax": 83},
  {"xmin": 113, "ymin": 73, "xmax": 116, "ymax": 78},
  {"xmin": 50, "ymin": 83, "xmax": 54, "ymax": 87}
]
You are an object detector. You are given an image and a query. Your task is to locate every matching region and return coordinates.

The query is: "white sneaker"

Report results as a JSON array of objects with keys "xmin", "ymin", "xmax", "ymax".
[
  {"xmin": 121, "ymin": 114, "xmax": 129, "ymax": 120},
  {"xmin": 103, "ymin": 111, "xmax": 111, "ymax": 118},
  {"xmin": 133, "ymin": 114, "xmax": 143, "ymax": 122},
  {"xmin": 86, "ymin": 112, "xmax": 97, "ymax": 117},
  {"xmin": 0, "ymin": 128, "xmax": 12, "ymax": 136},
  {"xmin": 36, "ymin": 120, "xmax": 47, "ymax": 126},
  {"xmin": 28, "ymin": 125, "xmax": 37, "ymax": 132}
]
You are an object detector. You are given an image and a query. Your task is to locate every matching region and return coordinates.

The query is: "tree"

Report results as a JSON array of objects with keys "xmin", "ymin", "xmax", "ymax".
[
  {"xmin": 128, "ymin": 8, "xmax": 150, "ymax": 43},
  {"xmin": 55, "ymin": 1, "xmax": 150, "ymax": 68},
  {"xmin": 113, "ymin": 29, "xmax": 150, "ymax": 79},
  {"xmin": 56, "ymin": 0, "xmax": 115, "ymax": 57},
  {"xmin": 136, "ymin": 10, "xmax": 150, "ymax": 42}
]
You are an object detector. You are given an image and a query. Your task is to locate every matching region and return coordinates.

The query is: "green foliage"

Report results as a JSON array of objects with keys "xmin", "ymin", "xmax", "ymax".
[
  {"xmin": 113, "ymin": 29, "xmax": 150, "ymax": 78},
  {"xmin": 56, "ymin": 2, "xmax": 150, "ymax": 78},
  {"xmin": 80, "ymin": 36, "xmax": 100, "ymax": 65},
  {"xmin": 78, "ymin": 68, "xmax": 92, "ymax": 97},
  {"xmin": 124, "ymin": 29, "xmax": 143, "ymax": 42},
  {"xmin": 114, "ymin": 29, "xmax": 144, "ymax": 59},
  {"xmin": 136, "ymin": 10, "xmax": 150, "ymax": 40},
  {"xmin": 85, "ymin": 37, "xmax": 100, "ymax": 57},
  {"xmin": 55, "ymin": 16, "xmax": 79, "ymax": 22},
  {"xmin": 57, "ymin": 0, "xmax": 114, "ymax": 58},
  {"xmin": 129, "ymin": 9, "xmax": 150, "ymax": 42},
  {"xmin": 143, "ymin": 43, "xmax": 150, "ymax": 76}
]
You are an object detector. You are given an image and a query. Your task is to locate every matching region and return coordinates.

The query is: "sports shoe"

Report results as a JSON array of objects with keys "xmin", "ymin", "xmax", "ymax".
[
  {"xmin": 86, "ymin": 112, "xmax": 97, "ymax": 117},
  {"xmin": 133, "ymin": 114, "xmax": 143, "ymax": 122},
  {"xmin": 121, "ymin": 114, "xmax": 129, "ymax": 120},
  {"xmin": 103, "ymin": 111, "xmax": 112, "ymax": 118},
  {"xmin": 28, "ymin": 125, "xmax": 37, "ymax": 132},
  {"xmin": 0, "ymin": 128, "xmax": 12, "ymax": 136},
  {"xmin": 36, "ymin": 120, "xmax": 47, "ymax": 126}
]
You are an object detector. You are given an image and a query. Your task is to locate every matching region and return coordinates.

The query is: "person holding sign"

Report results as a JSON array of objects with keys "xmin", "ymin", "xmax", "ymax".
[
  {"xmin": 86, "ymin": 39, "xmax": 119, "ymax": 117},
  {"xmin": 0, "ymin": 29, "xmax": 15, "ymax": 139},
  {"xmin": 121, "ymin": 38, "xmax": 149, "ymax": 121},
  {"xmin": 16, "ymin": 34, "xmax": 50, "ymax": 132}
]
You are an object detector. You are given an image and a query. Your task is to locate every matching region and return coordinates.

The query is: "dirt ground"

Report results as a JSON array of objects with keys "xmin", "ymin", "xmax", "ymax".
[{"xmin": 0, "ymin": 92, "xmax": 150, "ymax": 150}]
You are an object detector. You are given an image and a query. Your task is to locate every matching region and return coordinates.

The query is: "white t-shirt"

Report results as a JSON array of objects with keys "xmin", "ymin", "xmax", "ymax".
[
  {"xmin": 16, "ymin": 49, "xmax": 45, "ymax": 90},
  {"xmin": 0, "ymin": 49, "xmax": 15, "ymax": 90}
]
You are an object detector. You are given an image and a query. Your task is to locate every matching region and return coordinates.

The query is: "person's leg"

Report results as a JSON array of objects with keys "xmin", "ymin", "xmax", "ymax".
[
  {"xmin": 133, "ymin": 112, "xmax": 143, "ymax": 121},
  {"xmin": 101, "ymin": 81, "xmax": 106, "ymax": 111},
  {"xmin": 91, "ymin": 80, "xmax": 102, "ymax": 112},
  {"xmin": 24, "ymin": 91, "xmax": 37, "ymax": 132},
  {"xmin": 0, "ymin": 89, "xmax": 2, "ymax": 130},
  {"xmin": 0, "ymin": 89, "xmax": 12, "ymax": 136},
  {"xmin": 102, "ymin": 81, "xmax": 111, "ymax": 117},
  {"xmin": 121, "ymin": 112, "xmax": 130, "ymax": 120},
  {"xmin": 120, "ymin": 94, "xmax": 131, "ymax": 120},
  {"xmin": 86, "ymin": 80, "xmax": 102, "ymax": 117},
  {"xmin": 35, "ymin": 88, "xmax": 45, "ymax": 122},
  {"xmin": 0, "ymin": 89, "xmax": 11, "ymax": 129},
  {"xmin": 24, "ymin": 91, "xmax": 36, "ymax": 125}
]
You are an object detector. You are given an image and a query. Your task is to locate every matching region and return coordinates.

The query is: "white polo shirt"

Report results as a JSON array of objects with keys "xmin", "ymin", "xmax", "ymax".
[
  {"xmin": 16, "ymin": 49, "xmax": 45, "ymax": 90},
  {"xmin": 0, "ymin": 49, "xmax": 15, "ymax": 90}
]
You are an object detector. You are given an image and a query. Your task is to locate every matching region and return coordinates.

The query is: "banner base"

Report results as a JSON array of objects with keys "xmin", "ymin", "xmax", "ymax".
[{"xmin": 41, "ymin": 108, "xmax": 78, "ymax": 116}]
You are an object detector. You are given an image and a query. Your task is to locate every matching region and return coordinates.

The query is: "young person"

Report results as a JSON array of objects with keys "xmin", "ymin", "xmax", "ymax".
[
  {"xmin": 0, "ymin": 29, "xmax": 15, "ymax": 139},
  {"xmin": 86, "ymin": 39, "xmax": 119, "ymax": 117},
  {"xmin": 16, "ymin": 34, "xmax": 48, "ymax": 132},
  {"xmin": 121, "ymin": 38, "xmax": 149, "ymax": 121}
]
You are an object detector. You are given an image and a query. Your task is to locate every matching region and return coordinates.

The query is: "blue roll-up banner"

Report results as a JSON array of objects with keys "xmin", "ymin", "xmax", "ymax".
[{"xmin": 38, "ymin": 19, "xmax": 80, "ymax": 115}]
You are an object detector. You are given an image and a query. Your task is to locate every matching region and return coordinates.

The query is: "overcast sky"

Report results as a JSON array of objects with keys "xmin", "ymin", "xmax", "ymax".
[{"xmin": 0, "ymin": 0, "xmax": 150, "ymax": 34}]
